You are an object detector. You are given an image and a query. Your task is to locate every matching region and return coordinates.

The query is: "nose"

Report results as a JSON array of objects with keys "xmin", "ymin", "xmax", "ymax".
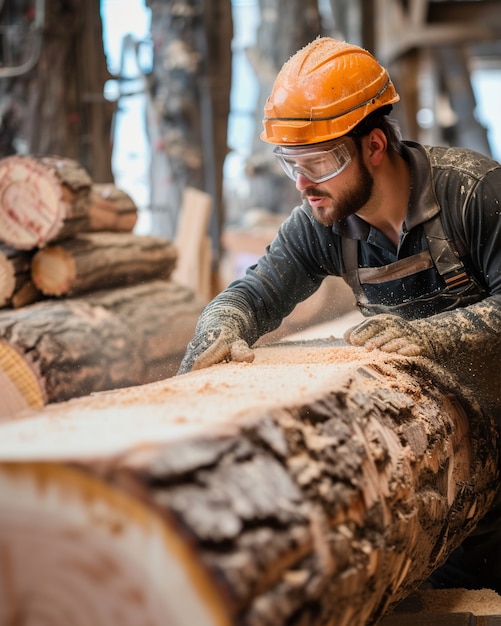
[{"xmin": 295, "ymin": 172, "xmax": 315, "ymax": 191}]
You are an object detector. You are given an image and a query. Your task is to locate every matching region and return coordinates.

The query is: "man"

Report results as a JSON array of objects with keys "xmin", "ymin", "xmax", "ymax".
[{"xmin": 178, "ymin": 37, "xmax": 501, "ymax": 590}]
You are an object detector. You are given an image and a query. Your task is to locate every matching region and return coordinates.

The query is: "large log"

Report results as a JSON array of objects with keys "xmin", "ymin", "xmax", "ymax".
[
  {"xmin": 31, "ymin": 232, "xmax": 178, "ymax": 296},
  {"xmin": 0, "ymin": 343, "xmax": 498, "ymax": 626},
  {"xmin": 0, "ymin": 280, "xmax": 205, "ymax": 413},
  {"xmin": 0, "ymin": 155, "xmax": 92, "ymax": 249}
]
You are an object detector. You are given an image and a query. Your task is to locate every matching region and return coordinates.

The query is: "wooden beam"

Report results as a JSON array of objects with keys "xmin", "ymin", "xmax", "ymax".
[{"xmin": 172, "ymin": 186, "xmax": 213, "ymax": 302}]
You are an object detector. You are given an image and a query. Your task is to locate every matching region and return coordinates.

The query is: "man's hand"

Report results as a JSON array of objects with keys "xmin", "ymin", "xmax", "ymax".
[
  {"xmin": 177, "ymin": 328, "xmax": 254, "ymax": 375},
  {"xmin": 177, "ymin": 303, "xmax": 256, "ymax": 375},
  {"xmin": 343, "ymin": 314, "xmax": 436, "ymax": 358}
]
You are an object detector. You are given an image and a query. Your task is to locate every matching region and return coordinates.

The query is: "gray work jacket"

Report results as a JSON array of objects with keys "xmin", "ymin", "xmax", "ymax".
[{"xmin": 222, "ymin": 141, "xmax": 500, "ymax": 344}]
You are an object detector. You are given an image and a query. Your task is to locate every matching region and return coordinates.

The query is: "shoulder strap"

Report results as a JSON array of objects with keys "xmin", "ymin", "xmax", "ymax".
[
  {"xmin": 341, "ymin": 213, "xmax": 474, "ymax": 296},
  {"xmin": 423, "ymin": 215, "xmax": 472, "ymax": 291}
]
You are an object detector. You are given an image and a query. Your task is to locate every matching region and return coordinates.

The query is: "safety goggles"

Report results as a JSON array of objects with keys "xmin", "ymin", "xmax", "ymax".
[{"xmin": 273, "ymin": 139, "xmax": 352, "ymax": 183}]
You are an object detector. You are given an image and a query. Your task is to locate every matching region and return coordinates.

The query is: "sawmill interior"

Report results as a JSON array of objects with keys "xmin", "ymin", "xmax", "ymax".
[{"xmin": 0, "ymin": 1, "xmax": 500, "ymax": 625}]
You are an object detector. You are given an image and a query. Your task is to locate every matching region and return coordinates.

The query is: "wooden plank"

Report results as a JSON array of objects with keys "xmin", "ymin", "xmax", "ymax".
[{"xmin": 172, "ymin": 186, "xmax": 213, "ymax": 302}]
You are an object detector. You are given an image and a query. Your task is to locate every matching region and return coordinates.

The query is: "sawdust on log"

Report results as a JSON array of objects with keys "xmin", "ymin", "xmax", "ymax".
[
  {"xmin": 412, "ymin": 588, "xmax": 501, "ymax": 615},
  {"xmin": 0, "ymin": 343, "xmax": 423, "ymax": 461}
]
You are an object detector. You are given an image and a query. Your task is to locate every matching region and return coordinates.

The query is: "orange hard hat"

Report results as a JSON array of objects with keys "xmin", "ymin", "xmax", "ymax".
[{"xmin": 261, "ymin": 37, "xmax": 400, "ymax": 146}]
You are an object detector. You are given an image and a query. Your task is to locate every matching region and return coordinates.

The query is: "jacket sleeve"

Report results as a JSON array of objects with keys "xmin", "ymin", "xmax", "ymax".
[
  {"xmin": 209, "ymin": 205, "xmax": 342, "ymax": 344},
  {"xmin": 414, "ymin": 295, "xmax": 501, "ymax": 414},
  {"xmin": 443, "ymin": 162, "xmax": 501, "ymax": 295}
]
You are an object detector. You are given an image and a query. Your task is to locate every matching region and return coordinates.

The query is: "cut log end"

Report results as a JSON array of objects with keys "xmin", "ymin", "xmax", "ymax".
[
  {"xmin": 0, "ymin": 252, "xmax": 15, "ymax": 307},
  {"xmin": 0, "ymin": 340, "xmax": 45, "ymax": 419},
  {"xmin": 0, "ymin": 156, "xmax": 65, "ymax": 249},
  {"xmin": 0, "ymin": 463, "xmax": 232, "ymax": 626},
  {"xmin": 32, "ymin": 246, "xmax": 77, "ymax": 296}
]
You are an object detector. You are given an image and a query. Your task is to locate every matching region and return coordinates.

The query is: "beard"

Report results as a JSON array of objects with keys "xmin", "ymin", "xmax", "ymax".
[{"xmin": 302, "ymin": 156, "xmax": 374, "ymax": 226}]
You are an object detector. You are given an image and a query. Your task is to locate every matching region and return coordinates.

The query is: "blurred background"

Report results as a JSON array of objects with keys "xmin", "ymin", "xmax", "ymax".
[
  {"xmin": 0, "ymin": 0, "xmax": 499, "ymax": 296},
  {"xmin": 101, "ymin": 0, "xmax": 501, "ymax": 238}
]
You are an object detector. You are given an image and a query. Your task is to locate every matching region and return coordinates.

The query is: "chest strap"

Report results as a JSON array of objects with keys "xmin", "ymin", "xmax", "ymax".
[{"xmin": 341, "ymin": 214, "xmax": 473, "ymax": 305}]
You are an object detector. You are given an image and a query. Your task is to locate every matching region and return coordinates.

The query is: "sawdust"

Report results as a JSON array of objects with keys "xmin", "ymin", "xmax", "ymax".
[{"xmin": 412, "ymin": 588, "xmax": 501, "ymax": 615}]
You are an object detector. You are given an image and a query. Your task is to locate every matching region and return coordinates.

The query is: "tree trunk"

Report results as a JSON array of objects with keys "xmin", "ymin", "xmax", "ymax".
[
  {"xmin": 0, "ymin": 342, "xmax": 498, "ymax": 625},
  {"xmin": 145, "ymin": 0, "xmax": 232, "ymax": 260},
  {"xmin": 244, "ymin": 0, "xmax": 324, "ymax": 217},
  {"xmin": 0, "ymin": 155, "xmax": 92, "ymax": 249},
  {"xmin": 0, "ymin": 280, "xmax": 205, "ymax": 410},
  {"xmin": 0, "ymin": 0, "xmax": 115, "ymax": 182},
  {"xmin": 31, "ymin": 232, "xmax": 178, "ymax": 297}
]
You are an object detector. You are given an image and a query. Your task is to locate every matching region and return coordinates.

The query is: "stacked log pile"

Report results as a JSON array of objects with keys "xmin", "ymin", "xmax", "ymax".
[
  {"xmin": 0, "ymin": 155, "xmax": 206, "ymax": 418},
  {"xmin": 0, "ymin": 343, "xmax": 498, "ymax": 625}
]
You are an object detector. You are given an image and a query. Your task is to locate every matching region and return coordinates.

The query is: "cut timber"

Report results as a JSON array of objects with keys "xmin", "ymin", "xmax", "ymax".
[
  {"xmin": 0, "ymin": 245, "xmax": 40, "ymax": 308},
  {"xmin": 0, "ymin": 342, "xmax": 498, "ymax": 625},
  {"xmin": 31, "ymin": 232, "xmax": 178, "ymax": 297},
  {"xmin": 0, "ymin": 280, "xmax": 205, "ymax": 412},
  {"xmin": 0, "ymin": 340, "xmax": 45, "ymax": 417},
  {"xmin": 172, "ymin": 186, "xmax": 213, "ymax": 302},
  {"xmin": 89, "ymin": 183, "xmax": 138, "ymax": 232},
  {"xmin": 0, "ymin": 155, "xmax": 92, "ymax": 249}
]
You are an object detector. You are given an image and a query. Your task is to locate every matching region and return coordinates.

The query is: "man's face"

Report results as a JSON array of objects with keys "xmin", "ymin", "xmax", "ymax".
[{"xmin": 273, "ymin": 138, "xmax": 374, "ymax": 226}]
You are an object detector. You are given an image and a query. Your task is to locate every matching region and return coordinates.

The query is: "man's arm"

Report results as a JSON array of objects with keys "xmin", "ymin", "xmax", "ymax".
[
  {"xmin": 177, "ymin": 206, "xmax": 338, "ymax": 374},
  {"xmin": 345, "ymin": 167, "xmax": 501, "ymax": 414}
]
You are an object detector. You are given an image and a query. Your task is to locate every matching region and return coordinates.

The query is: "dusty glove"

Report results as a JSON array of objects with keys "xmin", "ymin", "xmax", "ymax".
[
  {"xmin": 177, "ymin": 303, "xmax": 255, "ymax": 375},
  {"xmin": 343, "ymin": 314, "xmax": 436, "ymax": 357},
  {"xmin": 344, "ymin": 301, "xmax": 501, "ymax": 418}
]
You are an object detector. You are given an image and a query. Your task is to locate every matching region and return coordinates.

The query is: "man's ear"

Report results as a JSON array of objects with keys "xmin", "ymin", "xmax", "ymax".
[{"xmin": 366, "ymin": 128, "xmax": 387, "ymax": 166}]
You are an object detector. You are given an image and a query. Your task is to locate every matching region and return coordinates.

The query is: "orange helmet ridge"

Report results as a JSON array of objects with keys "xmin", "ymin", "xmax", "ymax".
[{"xmin": 261, "ymin": 37, "xmax": 400, "ymax": 146}]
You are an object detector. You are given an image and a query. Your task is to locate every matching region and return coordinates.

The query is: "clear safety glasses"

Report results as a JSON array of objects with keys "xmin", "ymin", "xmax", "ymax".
[{"xmin": 273, "ymin": 139, "xmax": 352, "ymax": 183}]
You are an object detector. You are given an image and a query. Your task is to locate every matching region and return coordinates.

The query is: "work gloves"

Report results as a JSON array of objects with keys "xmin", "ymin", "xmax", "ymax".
[
  {"xmin": 343, "ymin": 299, "xmax": 501, "ymax": 414},
  {"xmin": 177, "ymin": 300, "xmax": 256, "ymax": 375},
  {"xmin": 344, "ymin": 314, "xmax": 436, "ymax": 358}
]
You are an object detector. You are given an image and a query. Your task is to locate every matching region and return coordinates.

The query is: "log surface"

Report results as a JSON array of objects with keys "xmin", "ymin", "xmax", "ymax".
[
  {"xmin": 31, "ymin": 232, "xmax": 178, "ymax": 296},
  {"xmin": 0, "ymin": 343, "xmax": 498, "ymax": 626},
  {"xmin": 88, "ymin": 183, "xmax": 138, "ymax": 232},
  {"xmin": 0, "ymin": 246, "xmax": 40, "ymax": 309}
]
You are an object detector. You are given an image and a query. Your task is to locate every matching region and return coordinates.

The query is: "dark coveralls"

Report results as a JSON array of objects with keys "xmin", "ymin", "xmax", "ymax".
[{"xmin": 214, "ymin": 141, "xmax": 501, "ymax": 590}]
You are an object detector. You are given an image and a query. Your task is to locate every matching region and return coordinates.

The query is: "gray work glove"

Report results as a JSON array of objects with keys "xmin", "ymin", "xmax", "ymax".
[
  {"xmin": 177, "ymin": 302, "xmax": 256, "ymax": 375},
  {"xmin": 343, "ymin": 314, "xmax": 436, "ymax": 358},
  {"xmin": 343, "ymin": 301, "xmax": 501, "ymax": 415}
]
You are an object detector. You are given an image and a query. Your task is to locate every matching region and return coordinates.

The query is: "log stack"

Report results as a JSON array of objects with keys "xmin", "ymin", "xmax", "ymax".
[
  {"xmin": 0, "ymin": 342, "xmax": 498, "ymax": 625},
  {"xmin": 0, "ymin": 155, "xmax": 206, "ymax": 418}
]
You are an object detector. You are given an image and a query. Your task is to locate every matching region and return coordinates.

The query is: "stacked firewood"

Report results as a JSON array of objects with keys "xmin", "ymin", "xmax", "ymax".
[{"xmin": 0, "ymin": 155, "xmax": 206, "ymax": 418}]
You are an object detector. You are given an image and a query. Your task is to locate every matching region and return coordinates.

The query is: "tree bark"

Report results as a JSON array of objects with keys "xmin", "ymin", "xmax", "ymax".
[
  {"xmin": 0, "ymin": 245, "xmax": 40, "ymax": 308},
  {"xmin": 31, "ymin": 232, "xmax": 178, "ymax": 297},
  {"xmin": 0, "ymin": 343, "xmax": 498, "ymax": 625},
  {"xmin": 88, "ymin": 184, "xmax": 138, "ymax": 233},
  {"xmin": 0, "ymin": 280, "xmax": 205, "ymax": 410},
  {"xmin": 145, "ymin": 0, "xmax": 232, "ymax": 256},
  {"xmin": 0, "ymin": 155, "xmax": 92, "ymax": 249},
  {"xmin": 244, "ymin": 0, "xmax": 324, "ymax": 216}
]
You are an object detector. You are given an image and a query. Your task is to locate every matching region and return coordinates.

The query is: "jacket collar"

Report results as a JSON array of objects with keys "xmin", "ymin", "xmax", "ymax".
[{"xmin": 331, "ymin": 140, "xmax": 441, "ymax": 239}]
